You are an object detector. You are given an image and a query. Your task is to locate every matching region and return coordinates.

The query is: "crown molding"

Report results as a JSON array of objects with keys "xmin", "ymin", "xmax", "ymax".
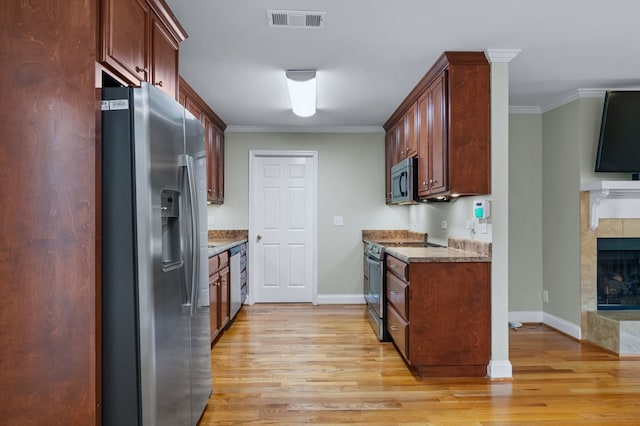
[
  {"xmin": 541, "ymin": 89, "xmax": 606, "ymax": 113},
  {"xmin": 484, "ymin": 48, "xmax": 522, "ymax": 63},
  {"xmin": 509, "ymin": 105, "xmax": 542, "ymax": 114},
  {"xmin": 225, "ymin": 125, "xmax": 385, "ymax": 134}
]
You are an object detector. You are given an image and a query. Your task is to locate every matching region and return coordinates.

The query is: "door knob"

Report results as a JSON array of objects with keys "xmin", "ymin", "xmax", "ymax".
[{"xmin": 257, "ymin": 234, "xmax": 262, "ymax": 241}]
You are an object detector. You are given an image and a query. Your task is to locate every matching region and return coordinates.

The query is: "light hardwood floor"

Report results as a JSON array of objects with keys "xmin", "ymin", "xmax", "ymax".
[{"xmin": 198, "ymin": 304, "xmax": 640, "ymax": 425}]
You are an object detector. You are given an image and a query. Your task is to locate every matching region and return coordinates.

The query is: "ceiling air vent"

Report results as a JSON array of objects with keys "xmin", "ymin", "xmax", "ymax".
[{"xmin": 267, "ymin": 10, "xmax": 326, "ymax": 29}]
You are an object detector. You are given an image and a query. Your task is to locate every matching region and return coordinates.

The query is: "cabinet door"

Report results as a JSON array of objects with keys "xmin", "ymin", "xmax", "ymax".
[
  {"xmin": 209, "ymin": 272, "xmax": 221, "ymax": 342},
  {"xmin": 393, "ymin": 122, "xmax": 402, "ymax": 165},
  {"xmin": 417, "ymin": 72, "xmax": 448, "ymax": 198},
  {"xmin": 216, "ymin": 128, "xmax": 225, "ymax": 202},
  {"xmin": 101, "ymin": 0, "xmax": 149, "ymax": 84},
  {"xmin": 404, "ymin": 102, "xmax": 418, "ymax": 158},
  {"xmin": 203, "ymin": 116, "xmax": 216, "ymax": 203},
  {"xmin": 428, "ymin": 73, "xmax": 447, "ymax": 195},
  {"xmin": 208, "ymin": 126, "xmax": 225, "ymax": 204},
  {"xmin": 384, "ymin": 131, "xmax": 393, "ymax": 203},
  {"xmin": 220, "ymin": 266, "xmax": 230, "ymax": 328},
  {"xmin": 396, "ymin": 120, "xmax": 405, "ymax": 160},
  {"xmin": 151, "ymin": 16, "xmax": 179, "ymax": 99},
  {"xmin": 416, "ymin": 91, "xmax": 430, "ymax": 197},
  {"xmin": 185, "ymin": 98, "xmax": 203, "ymax": 122}
]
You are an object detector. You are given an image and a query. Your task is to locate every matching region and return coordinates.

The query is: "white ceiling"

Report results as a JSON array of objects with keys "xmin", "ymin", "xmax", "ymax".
[{"xmin": 165, "ymin": 0, "xmax": 640, "ymax": 131}]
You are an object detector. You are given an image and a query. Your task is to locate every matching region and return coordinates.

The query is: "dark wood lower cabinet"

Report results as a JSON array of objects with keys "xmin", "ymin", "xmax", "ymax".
[
  {"xmin": 209, "ymin": 251, "xmax": 229, "ymax": 343},
  {"xmin": 386, "ymin": 255, "xmax": 491, "ymax": 377}
]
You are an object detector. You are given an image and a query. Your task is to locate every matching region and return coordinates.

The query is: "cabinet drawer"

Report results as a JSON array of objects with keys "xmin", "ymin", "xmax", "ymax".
[
  {"xmin": 387, "ymin": 303, "xmax": 409, "ymax": 361},
  {"xmin": 386, "ymin": 271, "xmax": 408, "ymax": 320},
  {"xmin": 386, "ymin": 255, "xmax": 409, "ymax": 281},
  {"xmin": 218, "ymin": 251, "xmax": 229, "ymax": 268},
  {"xmin": 208, "ymin": 255, "xmax": 219, "ymax": 274}
]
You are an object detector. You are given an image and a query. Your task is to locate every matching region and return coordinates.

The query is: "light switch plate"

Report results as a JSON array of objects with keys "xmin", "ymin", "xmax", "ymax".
[{"xmin": 333, "ymin": 215, "xmax": 344, "ymax": 226}]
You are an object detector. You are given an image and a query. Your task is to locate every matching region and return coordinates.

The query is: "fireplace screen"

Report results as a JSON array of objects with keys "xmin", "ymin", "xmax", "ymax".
[{"xmin": 597, "ymin": 238, "xmax": 640, "ymax": 310}]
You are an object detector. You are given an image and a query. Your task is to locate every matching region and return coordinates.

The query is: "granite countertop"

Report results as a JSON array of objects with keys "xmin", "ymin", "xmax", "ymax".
[
  {"xmin": 362, "ymin": 230, "xmax": 491, "ymax": 263},
  {"xmin": 362, "ymin": 229, "xmax": 428, "ymax": 245},
  {"xmin": 207, "ymin": 239, "xmax": 247, "ymax": 257},
  {"xmin": 385, "ymin": 245, "xmax": 491, "ymax": 263},
  {"xmin": 207, "ymin": 229, "xmax": 248, "ymax": 257}
]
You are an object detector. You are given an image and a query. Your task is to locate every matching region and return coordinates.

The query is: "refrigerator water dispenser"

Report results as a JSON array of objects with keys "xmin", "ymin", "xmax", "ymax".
[{"xmin": 161, "ymin": 189, "xmax": 183, "ymax": 270}]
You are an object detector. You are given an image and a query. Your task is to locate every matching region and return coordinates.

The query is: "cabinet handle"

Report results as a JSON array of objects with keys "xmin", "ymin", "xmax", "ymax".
[
  {"xmin": 390, "ymin": 326, "xmax": 398, "ymax": 331},
  {"xmin": 155, "ymin": 80, "xmax": 163, "ymax": 87},
  {"xmin": 390, "ymin": 291, "xmax": 398, "ymax": 296},
  {"xmin": 135, "ymin": 66, "xmax": 147, "ymax": 73},
  {"xmin": 208, "ymin": 188, "xmax": 212, "ymax": 194}
]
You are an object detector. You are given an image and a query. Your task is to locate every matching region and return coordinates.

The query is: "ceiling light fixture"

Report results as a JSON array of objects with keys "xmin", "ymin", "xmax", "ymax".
[{"xmin": 285, "ymin": 70, "xmax": 316, "ymax": 117}]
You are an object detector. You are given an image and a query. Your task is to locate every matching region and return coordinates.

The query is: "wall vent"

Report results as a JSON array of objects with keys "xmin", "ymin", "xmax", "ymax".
[{"xmin": 267, "ymin": 10, "xmax": 326, "ymax": 29}]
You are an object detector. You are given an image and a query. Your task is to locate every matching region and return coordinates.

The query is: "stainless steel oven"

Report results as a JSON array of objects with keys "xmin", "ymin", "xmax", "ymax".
[{"xmin": 364, "ymin": 242, "xmax": 389, "ymax": 341}]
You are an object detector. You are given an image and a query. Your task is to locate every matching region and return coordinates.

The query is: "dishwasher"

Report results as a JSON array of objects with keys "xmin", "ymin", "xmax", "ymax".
[{"xmin": 229, "ymin": 245, "xmax": 242, "ymax": 320}]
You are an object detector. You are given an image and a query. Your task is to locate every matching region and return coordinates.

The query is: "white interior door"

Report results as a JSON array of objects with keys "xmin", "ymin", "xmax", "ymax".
[{"xmin": 249, "ymin": 151, "xmax": 317, "ymax": 303}]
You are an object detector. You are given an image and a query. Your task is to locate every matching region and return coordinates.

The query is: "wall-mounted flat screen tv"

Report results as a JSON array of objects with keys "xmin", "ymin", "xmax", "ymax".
[{"xmin": 595, "ymin": 91, "xmax": 640, "ymax": 179}]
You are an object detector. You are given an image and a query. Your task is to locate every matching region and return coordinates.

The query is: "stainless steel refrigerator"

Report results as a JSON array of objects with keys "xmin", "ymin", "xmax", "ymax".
[{"xmin": 101, "ymin": 83, "xmax": 211, "ymax": 426}]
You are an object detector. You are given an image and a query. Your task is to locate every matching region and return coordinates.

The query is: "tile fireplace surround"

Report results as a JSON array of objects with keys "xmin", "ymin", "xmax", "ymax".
[{"xmin": 581, "ymin": 183, "xmax": 640, "ymax": 354}]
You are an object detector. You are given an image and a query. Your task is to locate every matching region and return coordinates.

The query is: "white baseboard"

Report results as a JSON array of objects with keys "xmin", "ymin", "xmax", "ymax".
[
  {"xmin": 509, "ymin": 310, "xmax": 581, "ymax": 339},
  {"xmin": 316, "ymin": 294, "xmax": 366, "ymax": 305},
  {"xmin": 543, "ymin": 311, "xmax": 582, "ymax": 340},
  {"xmin": 487, "ymin": 360, "xmax": 512, "ymax": 379}
]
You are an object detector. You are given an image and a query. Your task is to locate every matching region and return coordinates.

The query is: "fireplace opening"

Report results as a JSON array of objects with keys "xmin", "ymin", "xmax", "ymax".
[{"xmin": 597, "ymin": 238, "xmax": 640, "ymax": 310}]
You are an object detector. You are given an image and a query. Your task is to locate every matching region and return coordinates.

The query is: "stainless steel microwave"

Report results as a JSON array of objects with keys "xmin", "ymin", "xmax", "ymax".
[{"xmin": 390, "ymin": 157, "xmax": 417, "ymax": 204}]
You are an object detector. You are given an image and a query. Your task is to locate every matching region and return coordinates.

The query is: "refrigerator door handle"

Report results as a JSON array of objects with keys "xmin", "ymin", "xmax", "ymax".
[{"xmin": 184, "ymin": 154, "xmax": 199, "ymax": 317}]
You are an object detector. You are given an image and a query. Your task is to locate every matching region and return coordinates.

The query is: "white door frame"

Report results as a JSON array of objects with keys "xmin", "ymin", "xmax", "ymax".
[{"xmin": 248, "ymin": 149, "xmax": 318, "ymax": 305}]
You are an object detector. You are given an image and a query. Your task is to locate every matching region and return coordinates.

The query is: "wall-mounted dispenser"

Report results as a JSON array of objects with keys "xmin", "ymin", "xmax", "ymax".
[{"xmin": 473, "ymin": 200, "xmax": 491, "ymax": 219}]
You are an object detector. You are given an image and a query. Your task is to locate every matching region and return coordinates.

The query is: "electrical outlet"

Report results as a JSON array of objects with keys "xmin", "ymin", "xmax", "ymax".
[
  {"xmin": 543, "ymin": 290, "xmax": 549, "ymax": 303},
  {"xmin": 441, "ymin": 221, "xmax": 448, "ymax": 230}
]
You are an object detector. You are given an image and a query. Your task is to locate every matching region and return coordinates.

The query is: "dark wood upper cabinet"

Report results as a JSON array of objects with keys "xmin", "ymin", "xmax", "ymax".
[
  {"xmin": 403, "ymin": 102, "xmax": 418, "ymax": 158},
  {"xmin": 101, "ymin": 0, "xmax": 149, "ymax": 83},
  {"xmin": 151, "ymin": 15, "xmax": 179, "ymax": 99},
  {"xmin": 99, "ymin": 0, "xmax": 186, "ymax": 100},
  {"xmin": 384, "ymin": 131, "xmax": 393, "ymax": 204},
  {"xmin": 216, "ymin": 128, "xmax": 225, "ymax": 203},
  {"xmin": 418, "ymin": 72, "xmax": 447, "ymax": 197},
  {"xmin": 179, "ymin": 76, "xmax": 227, "ymax": 204},
  {"xmin": 385, "ymin": 51, "xmax": 490, "ymax": 201}
]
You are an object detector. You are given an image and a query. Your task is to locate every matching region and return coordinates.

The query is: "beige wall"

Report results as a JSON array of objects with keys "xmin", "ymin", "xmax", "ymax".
[
  {"xmin": 508, "ymin": 114, "xmax": 543, "ymax": 312},
  {"xmin": 408, "ymin": 197, "xmax": 493, "ymax": 246},
  {"xmin": 208, "ymin": 131, "xmax": 409, "ymax": 296},
  {"xmin": 541, "ymin": 100, "xmax": 583, "ymax": 327}
]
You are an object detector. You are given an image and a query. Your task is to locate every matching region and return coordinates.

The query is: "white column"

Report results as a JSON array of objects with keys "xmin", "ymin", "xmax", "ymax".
[{"xmin": 485, "ymin": 48, "xmax": 521, "ymax": 379}]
